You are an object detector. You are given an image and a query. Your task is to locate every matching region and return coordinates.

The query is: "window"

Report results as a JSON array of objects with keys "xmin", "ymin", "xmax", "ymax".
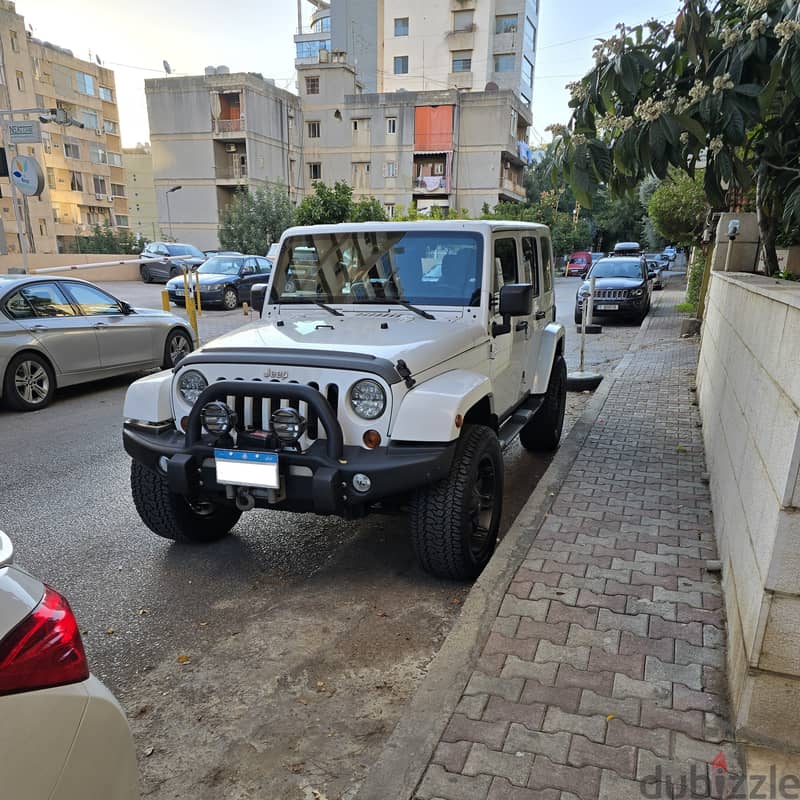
[
  {"xmin": 495, "ymin": 14, "xmax": 518, "ymax": 34},
  {"xmin": 99, "ymin": 86, "xmax": 113, "ymax": 102},
  {"xmin": 89, "ymin": 144, "xmax": 107, "ymax": 164},
  {"xmin": 46, "ymin": 168, "xmax": 56, "ymax": 190},
  {"xmin": 296, "ymin": 40, "xmax": 329, "ymax": 60},
  {"xmin": 385, "ymin": 161, "xmax": 398, "ymax": 178},
  {"xmin": 307, "ymin": 120, "xmax": 320, "ymax": 138},
  {"xmin": 432, "ymin": 162, "xmax": 445, "ymax": 175},
  {"xmin": 453, "ymin": 10, "xmax": 473, "ymax": 31},
  {"xmin": 108, "ymin": 152, "xmax": 122, "ymax": 167},
  {"xmin": 305, "ymin": 76, "xmax": 320, "ymax": 95},
  {"xmin": 76, "ymin": 72, "xmax": 95, "ymax": 96},
  {"xmin": 522, "ymin": 57, "xmax": 533, "ymax": 88},
  {"xmin": 394, "ymin": 17, "xmax": 409, "ymax": 36},
  {"xmin": 525, "ymin": 17, "xmax": 536, "ymax": 52},
  {"xmin": 64, "ymin": 282, "xmax": 122, "ymax": 315},
  {"xmin": 494, "ymin": 238, "xmax": 518, "ymax": 286},
  {"xmin": 541, "ymin": 237, "xmax": 553, "ymax": 292},
  {"xmin": 384, "ymin": 203, "xmax": 395, "ymax": 218},
  {"xmin": 255, "ymin": 257, "xmax": 271, "ymax": 273},
  {"xmin": 352, "ymin": 118, "xmax": 369, "ymax": 132},
  {"xmin": 452, "ymin": 51, "xmax": 472, "ymax": 73},
  {"xmin": 80, "ymin": 109, "xmax": 99, "ymax": 130},
  {"xmin": 387, "ymin": 117, "xmax": 397, "ymax": 134},
  {"xmin": 70, "ymin": 171, "xmax": 84, "ymax": 192},
  {"xmin": 64, "ymin": 138, "xmax": 81, "ymax": 159},
  {"xmin": 115, "ymin": 215, "xmax": 129, "ymax": 227},
  {"xmin": 522, "ymin": 237, "xmax": 540, "ymax": 295},
  {"xmin": 311, "ymin": 16, "xmax": 331, "ymax": 33},
  {"xmin": 38, "ymin": 218, "xmax": 48, "ymax": 237},
  {"xmin": 9, "ymin": 30, "xmax": 19, "ymax": 52},
  {"xmin": 111, "ymin": 183, "xmax": 125, "ymax": 197},
  {"xmin": 103, "ymin": 119, "xmax": 118, "ymax": 134},
  {"xmin": 15, "ymin": 70, "xmax": 24, "ymax": 92},
  {"xmin": 41, "ymin": 132, "xmax": 51, "ymax": 154},
  {"xmin": 494, "ymin": 54, "xmax": 515, "ymax": 72},
  {"xmin": 393, "ymin": 56, "xmax": 408, "ymax": 75},
  {"xmin": 18, "ymin": 283, "xmax": 76, "ymax": 318},
  {"xmin": 308, "ymin": 162, "xmax": 321, "ymax": 180},
  {"xmin": 92, "ymin": 175, "xmax": 107, "ymax": 194}
]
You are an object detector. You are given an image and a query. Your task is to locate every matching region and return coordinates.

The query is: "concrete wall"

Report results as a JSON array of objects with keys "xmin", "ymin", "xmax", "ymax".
[
  {"xmin": 697, "ymin": 272, "xmax": 800, "ymax": 750},
  {"xmin": 0, "ymin": 253, "xmax": 141, "ymax": 281}
]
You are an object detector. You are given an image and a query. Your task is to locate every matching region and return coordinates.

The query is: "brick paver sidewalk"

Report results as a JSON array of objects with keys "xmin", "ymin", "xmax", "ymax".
[{"xmin": 415, "ymin": 294, "xmax": 740, "ymax": 800}]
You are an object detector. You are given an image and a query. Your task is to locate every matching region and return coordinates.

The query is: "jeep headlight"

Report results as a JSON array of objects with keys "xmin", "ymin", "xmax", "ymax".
[
  {"xmin": 349, "ymin": 379, "xmax": 386, "ymax": 420},
  {"xmin": 177, "ymin": 369, "xmax": 208, "ymax": 405},
  {"xmin": 630, "ymin": 287, "xmax": 644, "ymax": 297}
]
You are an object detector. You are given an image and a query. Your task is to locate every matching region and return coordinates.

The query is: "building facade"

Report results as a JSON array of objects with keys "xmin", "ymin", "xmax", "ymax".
[
  {"xmin": 145, "ymin": 69, "xmax": 302, "ymax": 249},
  {"xmin": 0, "ymin": 0, "xmax": 128, "ymax": 254},
  {"xmin": 122, "ymin": 144, "xmax": 159, "ymax": 241}
]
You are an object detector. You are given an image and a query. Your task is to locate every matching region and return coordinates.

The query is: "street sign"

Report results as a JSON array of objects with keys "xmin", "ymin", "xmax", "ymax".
[
  {"xmin": 7, "ymin": 120, "xmax": 41, "ymax": 144},
  {"xmin": 9, "ymin": 155, "xmax": 44, "ymax": 196}
]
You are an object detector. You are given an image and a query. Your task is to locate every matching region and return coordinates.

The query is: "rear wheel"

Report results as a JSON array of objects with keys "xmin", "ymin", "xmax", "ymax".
[
  {"xmin": 140, "ymin": 265, "xmax": 153, "ymax": 283},
  {"xmin": 130, "ymin": 461, "xmax": 241, "ymax": 543},
  {"xmin": 410, "ymin": 424, "xmax": 503, "ymax": 581},
  {"xmin": 169, "ymin": 267, "xmax": 180, "ymax": 279},
  {"xmin": 163, "ymin": 328, "xmax": 194, "ymax": 369},
  {"xmin": 222, "ymin": 287, "xmax": 239, "ymax": 310},
  {"xmin": 3, "ymin": 352, "xmax": 55, "ymax": 411},
  {"xmin": 520, "ymin": 355, "xmax": 567, "ymax": 452}
]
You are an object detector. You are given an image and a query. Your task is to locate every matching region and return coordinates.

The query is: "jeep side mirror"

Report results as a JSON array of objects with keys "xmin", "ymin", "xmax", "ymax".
[
  {"xmin": 251, "ymin": 283, "xmax": 268, "ymax": 313},
  {"xmin": 498, "ymin": 284, "xmax": 533, "ymax": 317},
  {"xmin": 648, "ymin": 271, "xmax": 657, "ymax": 280}
]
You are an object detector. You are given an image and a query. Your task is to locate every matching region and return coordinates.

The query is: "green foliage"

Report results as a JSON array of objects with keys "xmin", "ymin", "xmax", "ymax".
[
  {"xmin": 647, "ymin": 170, "xmax": 708, "ymax": 245},
  {"xmin": 350, "ymin": 197, "xmax": 388, "ymax": 222},
  {"xmin": 685, "ymin": 247, "xmax": 706, "ymax": 311},
  {"xmin": 294, "ymin": 181, "xmax": 354, "ymax": 226},
  {"xmin": 68, "ymin": 224, "xmax": 146, "ymax": 254},
  {"xmin": 591, "ymin": 191, "xmax": 646, "ymax": 251},
  {"xmin": 219, "ymin": 184, "xmax": 294, "ymax": 254}
]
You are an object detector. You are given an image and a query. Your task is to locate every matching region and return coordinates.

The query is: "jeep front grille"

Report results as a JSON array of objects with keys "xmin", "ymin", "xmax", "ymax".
[{"xmin": 593, "ymin": 289, "xmax": 629, "ymax": 300}]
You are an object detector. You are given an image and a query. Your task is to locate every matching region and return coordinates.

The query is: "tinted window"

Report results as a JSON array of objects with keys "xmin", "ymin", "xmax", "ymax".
[
  {"xmin": 241, "ymin": 259, "xmax": 257, "ymax": 275},
  {"xmin": 589, "ymin": 259, "xmax": 644, "ymax": 279},
  {"xmin": 540, "ymin": 237, "xmax": 553, "ymax": 292},
  {"xmin": 494, "ymin": 238, "xmax": 518, "ymax": 286},
  {"xmin": 64, "ymin": 283, "xmax": 122, "ymax": 315},
  {"xmin": 521, "ymin": 237, "xmax": 540, "ymax": 296},
  {"xmin": 19, "ymin": 283, "xmax": 75, "ymax": 317},
  {"xmin": 199, "ymin": 257, "xmax": 244, "ymax": 275},
  {"xmin": 256, "ymin": 258, "xmax": 271, "ymax": 273},
  {"xmin": 167, "ymin": 244, "xmax": 204, "ymax": 258},
  {"xmin": 5, "ymin": 291, "xmax": 34, "ymax": 319}
]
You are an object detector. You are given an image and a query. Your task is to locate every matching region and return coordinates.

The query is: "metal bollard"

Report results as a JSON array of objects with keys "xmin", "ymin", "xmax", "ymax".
[
  {"xmin": 182, "ymin": 268, "xmax": 199, "ymax": 345},
  {"xmin": 194, "ymin": 269, "xmax": 203, "ymax": 315},
  {"xmin": 242, "ymin": 302, "xmax": 249, "ymax": 316},
  {"xmin": 161, "ymin": 289, "xmax": 170, "ymax": 312}
]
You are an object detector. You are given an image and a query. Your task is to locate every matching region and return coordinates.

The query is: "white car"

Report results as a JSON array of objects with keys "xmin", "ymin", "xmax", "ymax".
[{"xmin": 0, "ymin": 531, "xmax": 139, "ymax": 799}]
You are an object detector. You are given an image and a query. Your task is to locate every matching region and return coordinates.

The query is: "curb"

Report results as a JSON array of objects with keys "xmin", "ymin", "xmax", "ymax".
[{"xmin": 355, "ymin": 290, "xmax": 677, "ymax": 800}]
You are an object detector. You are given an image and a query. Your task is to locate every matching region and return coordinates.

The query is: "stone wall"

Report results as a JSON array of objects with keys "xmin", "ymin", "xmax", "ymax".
[{"xmin": 697, "ymin": 272, "xmax": 800, "ymax": 750}]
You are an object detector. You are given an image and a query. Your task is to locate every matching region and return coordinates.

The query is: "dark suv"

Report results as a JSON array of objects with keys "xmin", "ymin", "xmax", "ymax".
[
  {"xmin": 574, "ymin": 257, "xmax": 654, "ymax": 324},
  {"xmin": 140, "ymin": 242, "xmax": 206, "ymax": 284}
]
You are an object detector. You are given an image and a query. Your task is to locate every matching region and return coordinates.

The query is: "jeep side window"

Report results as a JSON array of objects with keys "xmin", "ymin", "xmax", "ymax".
[
  {"xmin": 494, "ymin": 238, "xmax": 518, "ymax": 286},
  {"xmin": 521, "ymin": 237, "xmax": 540, "ymax": 296},
  {"xmin": 540, "ymin": 237, "xmax": 553, "ymax": 293}
]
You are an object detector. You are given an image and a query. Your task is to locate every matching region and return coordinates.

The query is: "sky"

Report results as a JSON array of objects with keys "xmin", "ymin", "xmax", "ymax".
[{"xmin": 21, "ymin": 0, "xmax": 683, "ymax": 147}]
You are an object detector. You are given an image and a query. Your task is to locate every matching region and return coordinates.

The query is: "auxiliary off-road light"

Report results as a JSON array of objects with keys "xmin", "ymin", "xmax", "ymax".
[
  {"xmin": 352, "ymin": 473, "xmax": 372, "ymax": 493},
  {"xmin": 271, "ymin": 407, "xmax": 306, "ymax": 444},
  {"xmin": 201, "ymin": 401, "xmax": 237, "ymax": 434}
]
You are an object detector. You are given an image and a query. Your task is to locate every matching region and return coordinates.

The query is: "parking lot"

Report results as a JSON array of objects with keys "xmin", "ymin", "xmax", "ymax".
[{"xmin": 0, "ymin": 276, "xmax": 655, "ymax": 799}]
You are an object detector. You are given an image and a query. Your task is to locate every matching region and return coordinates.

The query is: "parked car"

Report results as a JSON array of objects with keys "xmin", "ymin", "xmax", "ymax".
[
  {"xmin": 590, "ymin": 252, "xmax": 606, "ymax": 264},
  {"xmin": 166, "ymin": 254, "xmax": 272, "ymax": 310},
  {"xmin": 139, "ymin": 242, "xmax": 206, "ymax": 284},
  {"xmin": 646, "ymin": 252, "xmax": 671, "ymax": 269},
  {"xmin": 663, "ymin": 246, "xmax": 677, "ymax": 262},
  {"xmin": 265, "ymin": 243, "xmax": 280, "ymax": 266},
  {"xmin": 646, "ymin": 259, "xmax": 665, "ymax": 290},
  {"xmin": 0, "ymin": 530, "xmax": 140, "ymax": 799},
  {"xmin": 565, "ymin": 251, "xmax": 592, "ymax": 277},
  {"xmin": 612, "ymin": 241, "xmax": 643, "ymax": 256},
  {"xmin": 575, "ymin": 256, "xmax": 654, "ymax": 324},
  {"xmin": 203, "ymin": 250, "xmax": 242, "ymax": 258},
  {"xmin": 0, "ymin": 275, "xmax": 194, "ymax": 411}
]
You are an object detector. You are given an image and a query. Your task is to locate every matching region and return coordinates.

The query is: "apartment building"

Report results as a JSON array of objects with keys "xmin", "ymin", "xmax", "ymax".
[
  {"xmin": 122, "ymin": 144, "xmax": 159, "ymax": 241},
  {"xmin": 298, "ymin": 59, "xmax": 531, "ymax": 218},
  {"xmin": 145, "ymin": 68, "xmax": 302, "ymax": 249},
  {"xmin": 0, "ymin": 0, "xmax": 128, "ymax": 254}
]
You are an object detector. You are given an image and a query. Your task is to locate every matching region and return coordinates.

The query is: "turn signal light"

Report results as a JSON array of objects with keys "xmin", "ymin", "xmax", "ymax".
[{"xmin": 363, "ymin": 429, "xmax": 382, "ymax": 449}]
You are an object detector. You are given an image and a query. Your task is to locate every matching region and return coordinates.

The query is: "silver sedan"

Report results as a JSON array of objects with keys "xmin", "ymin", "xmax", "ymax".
[{"xmin": 0, "ymin": 275, "xmax": 194, "ymax": 411}]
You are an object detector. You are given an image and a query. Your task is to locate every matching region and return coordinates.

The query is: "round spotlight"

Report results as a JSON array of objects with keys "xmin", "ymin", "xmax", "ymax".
[
  {"xmin": 362, "ymin": 429, "xmax": 382, "ymax": 449},
  {"xmin": 271, "ymin": 407, "xmax": 307, "ymax": 444},
  {"xmin": 352, "ymin": 473, "xmax": 372, "ymax": 493},
  {"xmin": 201, "ymin": 401, "xmax": 236, "ymax": 434}
]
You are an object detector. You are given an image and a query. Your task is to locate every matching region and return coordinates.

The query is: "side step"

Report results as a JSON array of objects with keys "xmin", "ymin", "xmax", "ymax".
[{"xmin": 498, "ymin": 396, "xmax": 544, "ymax": 449}]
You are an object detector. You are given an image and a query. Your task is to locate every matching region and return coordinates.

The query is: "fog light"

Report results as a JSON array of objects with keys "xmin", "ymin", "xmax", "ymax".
[
  {"xmin": 201, "ymin": 401, "xmax": 237, "ymax": 434},
  {"xmin": 363, "ymin": 429, "xmax": 381, "ymax": 449},
  {"xmin": 271, "ymin": 407, "xmax": 306, "ymax": 444},
  {"xmin": 352, "ymin": 473, "xmax": 372, "ymax": 493}
]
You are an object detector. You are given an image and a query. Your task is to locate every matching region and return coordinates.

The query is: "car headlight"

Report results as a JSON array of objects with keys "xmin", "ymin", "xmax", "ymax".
[
  {"xmin": 349, "ymin": 379, "xmax": 386, "ymax": 420},
  {"xmin": 177, "ymin": 369, "xmax": 208, "ymax": 405},
  {"xmin": 630, "ymin": 288, "xmax": 644, "ymax": 297}
]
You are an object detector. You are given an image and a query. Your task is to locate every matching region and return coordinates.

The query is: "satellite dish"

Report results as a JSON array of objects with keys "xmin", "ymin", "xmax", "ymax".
[
  {"xmin": 485, "ymin": 81, "xmax": 499, "ymax": 92},
  {"xmin": 163, "ymin": 60, "xmax": 172, "ymax": 75}
]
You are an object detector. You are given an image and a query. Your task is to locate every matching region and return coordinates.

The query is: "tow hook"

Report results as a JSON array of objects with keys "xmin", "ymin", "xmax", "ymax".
[{"xmin": 235, "ymin": 489, "xmax": 255, "ymax": 511}]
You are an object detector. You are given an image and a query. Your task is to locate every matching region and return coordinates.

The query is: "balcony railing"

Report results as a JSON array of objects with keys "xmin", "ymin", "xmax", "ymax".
[
  {"xmin": 501, "ymin": 177, "xmax": 525, "ymax": 197},
  {"xmin": 414, "ymin": 175, "xmax": 450, "ymax": 193},
  {"xmin": 217, "ymin": 162, "xmax": 248, "ymax": 180},
  {"xmin": 213, "ymin": 117, "xmax": 245, "ymax": 134}
]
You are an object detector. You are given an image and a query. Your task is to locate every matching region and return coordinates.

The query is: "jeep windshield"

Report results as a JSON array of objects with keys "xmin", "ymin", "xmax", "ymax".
[
  {"xmin": 589, "ymin": 260, "xmax": 643, "ymax": 280},
  {"xmin": 272, "ymin": 231, "xmax": 483, "ymax": 308}
]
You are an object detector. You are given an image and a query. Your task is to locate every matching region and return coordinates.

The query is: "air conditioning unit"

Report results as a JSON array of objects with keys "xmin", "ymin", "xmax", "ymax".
[
  {"xmin": 95, "ymin": 128, "xmax": 102, "ymax": 136},
  {"xmin": 225, "ymin": 143, "xmax": 237, "ymax": 153},
  {"xmin": 95, "ymin": 192, "xmax": 104, "ymax": 200},
  {"xmin": 106, "ymin": 194, "xmax": 113, "ymax": 202}
]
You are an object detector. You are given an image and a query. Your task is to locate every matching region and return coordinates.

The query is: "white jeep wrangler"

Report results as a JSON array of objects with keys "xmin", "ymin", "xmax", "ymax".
[{"xmin": 123, "ymin": 221, "xmax": 566, "ymax": 580}]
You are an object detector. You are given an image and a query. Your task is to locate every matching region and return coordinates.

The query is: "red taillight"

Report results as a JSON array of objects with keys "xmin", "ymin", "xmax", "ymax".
[{"xmin": 0, "ymin": 585, "xmax": 89, "ymax": 697}]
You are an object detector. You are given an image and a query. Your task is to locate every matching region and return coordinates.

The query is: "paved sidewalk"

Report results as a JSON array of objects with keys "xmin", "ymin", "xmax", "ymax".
[{"xmin": 411, "ymin": 293, "xmax": 740, "ymax": 800}]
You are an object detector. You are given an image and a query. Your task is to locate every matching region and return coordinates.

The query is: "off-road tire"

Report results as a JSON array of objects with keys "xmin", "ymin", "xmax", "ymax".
[
  {"xmin": 222, "ymin": 287, "xmax": 239, "ymax": 310},
  {"xmin": 520, "ymin": 355, "xmax": 567, "ymax": 452},
  {"xmin": 140, "ymin": 265, "xmax": 153, "ymax": 283},
  {"xmin": 3, "ymin": 351, "xmax": 56, "ymax": 411},
  {"xmin": 410, "ymin": 424, "xmax": 503, "ymax": 581},
  {"xmin": 130, "ymin": 461, "xmax": 241, "ymax": 543}
]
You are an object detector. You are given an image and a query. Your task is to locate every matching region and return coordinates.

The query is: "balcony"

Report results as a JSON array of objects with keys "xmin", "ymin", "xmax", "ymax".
[
  {"xmin": 414, "ymin": 175, "xmax": 450, "ymax": 194},
  {"xmin": 500, "ymin": 176, "xmax": 526, "ymax": 201},
  {"xmin": 216, "ymin": 160, "xmax": 248, "ymax": 185},
  {"xmin": 213, "ymin": 117, "xmax": 246, "ymax": 136}
]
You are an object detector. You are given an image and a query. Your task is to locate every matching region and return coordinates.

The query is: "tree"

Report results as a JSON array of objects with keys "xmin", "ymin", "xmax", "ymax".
[
  {"xmin": 294, "ymin": 181, "xmax": 354, "ymax": 226},
  {"xmin": 219, "ymin": 184, "xmax": 293, "ymax": 254},
  {"xmin": 69, "ymin": 224, "xmax": 145, "ymax": 254},
  {"xmin": 647, "ymin": 170, "xmax": 709, "ymax": 244},
  {"xmin": 590, "ymin": 191, "xmax": 646, "ymax": 251},
  {"xmin": 550, "ymin": 0, "xmax": 800, "ymax": 274},
  {"xmin": 350, "ymin": 197, "xmax": 388, "ymax": 222}
]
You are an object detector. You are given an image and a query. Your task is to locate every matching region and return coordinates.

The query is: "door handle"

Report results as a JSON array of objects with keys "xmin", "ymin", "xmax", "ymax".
[
  {"xmin": 515, "ymin": 320, "xmax": 529, "ymax": 332},
  {"xmin": 93, "ymin": 322, "xmax": 107, "ymax": 329},
  {"xmin": 31, "ymin": 324, "xmax": 46, "ymax": 332},
  {"xmin": 534, "ymin": 311, "xmax": 547, "ymax": 320}
]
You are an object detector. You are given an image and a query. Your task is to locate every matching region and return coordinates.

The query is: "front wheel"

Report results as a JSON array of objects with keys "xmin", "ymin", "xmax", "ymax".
[
  {"xmin": 520, "ymin": 355, "xmax": 567, "ymax": 452},
  {"xmin": 163, "ymin": 328, "xmax": 194, "ymax": 369},
  {"xmin": 410, "ymin": 424, "xmax": 503, "ymax": 581},
  {"xmin": 130, "ymin": 461, "xmax": 241, "ymax": 543},
  {"xmin": 222, "ymin": 287, "xmax": 238, "ymax": 310},
  {"xmin": 4, "ymin": 352, "xmax": 56, "ymax": 411},
  {"xmin": 140, "ymin": 265, "xmax": 153, "ymax": 283}
]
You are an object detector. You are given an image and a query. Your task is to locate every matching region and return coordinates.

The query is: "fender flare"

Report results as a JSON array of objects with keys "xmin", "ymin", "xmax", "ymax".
[
  {"xmin": 530, "ymin": 322, "xmax": 565, "ymax": 395},
  {"xmin": 123, "ymin": 369, "xmax": 175, "ymax": 424},
  {"xmin": 390, "ymin": 370, "xmax": 493, "ymax": 443}
]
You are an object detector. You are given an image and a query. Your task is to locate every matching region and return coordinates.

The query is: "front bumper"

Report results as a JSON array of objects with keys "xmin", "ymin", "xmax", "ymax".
[
  {"xmin": 123, "ymin": 380, "xmax": 455, "ymax": 516},
  {"xmin": 576, "ymin": 295, "xmax": 647, "ymax": 317},
  {"xmin": 168, "ymin": 287, "xmax": 226, "ymax": 304}
]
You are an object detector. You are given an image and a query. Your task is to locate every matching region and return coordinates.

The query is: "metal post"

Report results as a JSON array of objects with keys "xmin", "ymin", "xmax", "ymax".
[
  {"xmin": 182, "ymin": 266, "xmax": 199, "ymax": 344},
  {"xmin": 587, "ymin": 276, "xmax": 596, "ymax": 327},
  {"xmin": 579, "ymin": 295, "xmax": 588, "ymax": 373},
  {"xmin": 161, "ymin": 289, "xmax": 170, "ymax": 312},
  {"xmin": 165, "ymin": 191, "xmax": 173, "ymax": 240},
  {"xmin": 194, "ymin": 269, "xmax": 203, "ymax": 316}
]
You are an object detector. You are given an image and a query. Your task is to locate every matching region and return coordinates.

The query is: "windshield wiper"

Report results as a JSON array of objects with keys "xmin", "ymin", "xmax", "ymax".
[
  {"xmin": 390, "ymin": 299, "xmax": 435, "ymax": 320},
  {"xmin": 279, "ymin": 298, "xmax": 344, "ymax": 316},
  {"xmin": 313, "ymin": 300, "xmax": 344, "ymax": 317}
]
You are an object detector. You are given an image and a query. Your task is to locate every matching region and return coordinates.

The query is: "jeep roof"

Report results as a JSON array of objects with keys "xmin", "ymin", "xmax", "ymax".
[{"xmin": 279, "ymin": 220, "xmax": 550, "ymax": 237}]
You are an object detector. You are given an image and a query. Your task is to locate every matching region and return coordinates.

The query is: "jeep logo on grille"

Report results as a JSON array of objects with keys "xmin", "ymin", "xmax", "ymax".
[{"xmin": 264, "ymin": 367, "xmax": 289, "ymax": 379}]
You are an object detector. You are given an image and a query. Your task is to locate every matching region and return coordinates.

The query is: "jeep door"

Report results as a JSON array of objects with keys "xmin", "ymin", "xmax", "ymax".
[{"xmin": 520, "ymin": 235, "xmax": 544, "ymax": 394}]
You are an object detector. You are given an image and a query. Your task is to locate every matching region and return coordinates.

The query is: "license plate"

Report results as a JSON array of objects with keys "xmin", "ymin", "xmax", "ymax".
[
  {"xmin": 596, "ymin": 304, "xmax": 619, "ymax": 311},
  {"xmin": 214, "ymin": 449, "xmax": 279, "ymax": 489},
  {"xmin": 175, "ymin": 288, "xmax": 185, "ymax": 296}
]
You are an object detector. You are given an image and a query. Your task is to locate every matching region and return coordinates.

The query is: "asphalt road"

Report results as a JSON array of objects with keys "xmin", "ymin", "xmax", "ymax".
[{"xmin": 0, "ymin": 276, "xmax": 652, "ymax": 799}]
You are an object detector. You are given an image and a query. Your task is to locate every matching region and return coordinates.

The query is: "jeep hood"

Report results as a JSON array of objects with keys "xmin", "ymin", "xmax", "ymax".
[{"xmin": 196, "ymin": 313, "xmax": 486, "ymax": 376}]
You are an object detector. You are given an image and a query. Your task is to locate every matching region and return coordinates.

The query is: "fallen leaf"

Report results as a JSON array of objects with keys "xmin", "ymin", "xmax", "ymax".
[
  {"xmin": 144, "ymin": 746, "xmax": 154, "ymax": 757},
  {"xmin": 199, "ymin": 621, "xmax": 208, "ymax": 627},
  {"xmin": 676, "ymin": 445, "xmax": 687, "ymax": 454},
  {"xmin": 451, "ymin": 597, "xmax": 462, "ymax": 605},
  {"xmin": 607, "ymin": 714, "xmax": 616, "ymax": 721},
  {"xmin": 376, "ymin": 611, "xmax": 387, "ymax": 617},
  {"xmin": 177, "ymin": 655, "xmax": 191, "ymax": 664},
  {"xmin": 138, "ymin": 608, "xmax": 150, "ymax": 616},
  {"xmin": 106, "ymin": 627, "xmax": 114, "ymax": 635}
]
